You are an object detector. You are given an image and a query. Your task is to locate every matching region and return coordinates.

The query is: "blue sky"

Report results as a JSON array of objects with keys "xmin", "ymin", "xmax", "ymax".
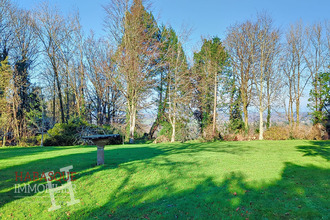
[
  {"xmin": 18, "ymin": 0, "xmax": 330, "ymax": 112},
  {"xmin": 18, "ymin": 0, "xmax": 330, "ymax": 50}
]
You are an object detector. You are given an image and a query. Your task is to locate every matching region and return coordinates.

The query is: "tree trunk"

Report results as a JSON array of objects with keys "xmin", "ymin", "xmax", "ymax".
[
  {"xmin": 243, "ymin": 103, "xmax": 248, "ymax": 131},
  {"xmin": 2, "ymin": 129, "xmax": 7, "ymax": 147},
  {"xmin": 290, "ymin": 96, "xmax": 294, "ymax": 130},
  {"xmin": 212, "ymin": 72, "xmax": 217, "ymax": 137},
  {"xmin": 296, "ymin": 98, "xmax": 300, "ymax": 127},
  {"xmin": 41, "ymin": 103, "xmax": 44, "ymax": 147},
  {"xmin": 241, "ymin": 85, "xmax": 249, "ymax": 131},
  {"xmin": 103, "ymin": 101, "xmax": 107, "ymax": 125},
  {"xmin": 54, "ymin": 69, "xmax": 65, "ymax": 124},
  {"xmin": 2, "ymin": 135, "xmax": 5, "ymax": 147},
  {"xmin": 76, "ymin": 87, "xmax": 81, "ymax": 118},
  {"xmin": 259, "ymin": 108, "xmax": 263, "ymax": 140},
  {"xmin": 326, "ymin": 112, "xmax": 330, "ymax": 137},
  {"xmin": 149, "ymin": 122, "xmax": 158, "ymax": 139},
  {"xmin": 296, "ymin": 66, "xmax": 300, "ymax": 127},
  {"xmin": 150, "ymin": 62, "xmax": 168, "ymax": 139},
  {"xmin": 12, "ymin": 96, "xmax": 20, "ymax": 140},
  {"xmin": 97, "ymin": 97, "xmax": 101, "ymax": 126},
  {"xmin": 267, "ymin": 106, "xmax": 271, "ymax": 129},
  {"xmin": 171, "ymin": 117, "xmax": 176, "ymax": 143},
  {"xmin": 259, "ymin": 77, "xmax": 264, "ymax": 140},
  {"xmin": 129, "ymin": 104, "xmax": 136, "ymax": 144},
  {"xmin": 314, "ymin": 79, "xmax": 319, "ymax": 124},
  {"xmin": 66, "ymin": 72, "xmax": 69, "ymax": 123},
  {"xmin": 266, "ymin": 77, "xmax": 271, "ymax": 129},
  {"xmin": 288, "ymin": 81, "xmax": 293, "ymax": 130},
  {"xmin": 149, "ymin": 91, "xmax": 167, "ymax": 139},
  {"xmin": 53, "ymin": 76, "xmax": 56, "ymax": 124}
]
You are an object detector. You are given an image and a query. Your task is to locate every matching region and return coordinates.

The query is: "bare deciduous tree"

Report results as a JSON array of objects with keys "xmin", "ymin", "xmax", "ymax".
[
  {"xmin": 225, "ymin": 21, "xmax": 256, "ymax": 131},
  {"xmin": 304, "ymin": 22, "xmax": 327, "ymax": 124},
  {"xmin": 11, "ymin": 9, "xmax": 38, "ymax": 137},
  {"xmin": 0, "ymin": 0, "xmax": 14, "ymax": 61},
  {"xmin": 33, "ymin": 3, "xmax": 66, "ymax": 123},
  {"xmin": 34, "ymin": 2, "xmax": 78, "ymax": 124},
  {"xmin": 252, "ymin": 14, "xmax": 280, "ymax": 140},
  {"xmin": 282, "ymin": 21, "xmax": 309, "ymax": 128}
]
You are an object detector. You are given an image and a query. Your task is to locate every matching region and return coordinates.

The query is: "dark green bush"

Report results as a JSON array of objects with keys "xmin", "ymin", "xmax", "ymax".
[
  {"xmin": 43, "ymin": 118, "xmax": 87, "ymax": 146},
  {"xmin": 157, "ymin": 121, "xmax": 190, "ymax": 142},
  {"xmin": 158, "ymin": 121, "xmax": 172, "ymax": 139},
  {"xmin": 43, "ymin": 117, "xmax": 123, "ymax": 146}
]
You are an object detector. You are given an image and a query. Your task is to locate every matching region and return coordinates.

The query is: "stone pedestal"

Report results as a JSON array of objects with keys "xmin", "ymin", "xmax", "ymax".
[
  {"xmin": 97, "ymin": 146, "xmax": 105, "ymax": 165},
  {"xmin": 93, "ymin": 139, "xmax": 108, "ymax": 166},
  {"xmin": 82, "ymin": 134, "xmax": 120, "ymax": 166}
]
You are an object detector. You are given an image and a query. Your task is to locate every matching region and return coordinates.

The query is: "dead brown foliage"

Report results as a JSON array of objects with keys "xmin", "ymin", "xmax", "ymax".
[{"xmin": 153, "ymin": 135, "xmax": 169, "ymax": 144}]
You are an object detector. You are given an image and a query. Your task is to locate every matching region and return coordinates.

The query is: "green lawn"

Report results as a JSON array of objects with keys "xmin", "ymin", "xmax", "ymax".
[{"xmin": 0, "ymin": 140, "xmax": 329, "ymax": 219}]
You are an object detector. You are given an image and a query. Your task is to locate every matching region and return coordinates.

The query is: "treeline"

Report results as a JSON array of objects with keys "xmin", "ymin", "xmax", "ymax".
[{"xmin": 0, "ymin": 0, "xmax": 329, "ymax": 146}]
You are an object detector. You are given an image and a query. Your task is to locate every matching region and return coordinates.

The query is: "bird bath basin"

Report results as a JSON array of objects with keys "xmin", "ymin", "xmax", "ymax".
[{"xmin": 82, "ymin": 134, "xmax": 120, "ymax": 165}]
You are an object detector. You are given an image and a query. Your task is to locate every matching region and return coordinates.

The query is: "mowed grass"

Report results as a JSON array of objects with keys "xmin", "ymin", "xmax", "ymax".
[{"xmin": 0, "ymin": 140, "xmax": 329, "ymax": 219}]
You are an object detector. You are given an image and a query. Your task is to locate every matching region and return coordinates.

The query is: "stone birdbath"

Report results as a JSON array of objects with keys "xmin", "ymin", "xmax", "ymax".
[{"xmin": 82, "ymin": 134, "xmax": 120, "ymax": 165}]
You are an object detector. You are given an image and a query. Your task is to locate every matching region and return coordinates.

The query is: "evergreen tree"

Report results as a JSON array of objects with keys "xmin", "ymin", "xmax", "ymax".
[
  {"xmin": 149, "ymin": 25, "xmax": 170, "ymax": 139},
  {"xmin": 228, "ymin": 76, "xmax": 244, "ymax": 132},
  {"xmin": 193, "ymin": 37, "xmax": 229, "ymax": 137},
  {"xmin": 308, "ymin": 72, "xmax": 330, "ymax": 126},
  {"xmin": 114, "ymin": 0, "xmax": 161, "ymax": 143}
]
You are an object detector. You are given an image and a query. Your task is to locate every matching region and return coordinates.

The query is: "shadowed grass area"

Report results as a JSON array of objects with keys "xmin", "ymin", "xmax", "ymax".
[
  {"xmin": 0, "ymin": 140, "xmax": 329, "ymax": 219},
  {"xmin": 296, "ymin": 141, "xmax": 329, "ymax": 161}
]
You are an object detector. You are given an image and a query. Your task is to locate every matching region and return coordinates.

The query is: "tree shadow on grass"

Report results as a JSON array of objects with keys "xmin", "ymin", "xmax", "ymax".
[
  {"xmin": 68, "ymin": 162, "xmax": 329, "ymax": 219},
  {"xmin": 158, "ymin": 142, "xmax": 253, "ymax": 156},
  {"xmin": 296, "ymin": 141, "xmax": 330, "ymax": 161},
  {"xmin": 0, "ymin": 141, "xmax": 266, "ymax": 216},
  {"xmin": 0, "ymin": 146, "xmax": 83, "ymax": 161},
  {"xmin": 0, "ymin": 141, "xmax": 258, "ymax": 211},
  {"xmin": 1, "ymin": 143, "xmax": 329, "ymax": 219},
  {"xmin": 0, "ymin": 142, "xmax": 250, "ymax": 162},
  {"xmin": 0, "ymin": 146, "xmax": 165, "ymax": 209}
]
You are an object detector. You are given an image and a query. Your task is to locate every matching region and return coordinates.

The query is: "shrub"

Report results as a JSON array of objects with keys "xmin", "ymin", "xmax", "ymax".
[
  {"xmin": 202, "ymin": 124, "xmax": 222, "ymax": 142},
  {"xmin": 292, "ymin": 125, "xmax": 310, "ymax": 140},
  {"xmin": 153, "ymin": 135, "xmax": 169, "ymax": 144},
  {"xmin": 44, "ymin": 117, "xmax": 89, "ymax": 146},
  {"xmin": 43, "ymin": 122, "xmax": 81, "ymax": 146},
  {"xmin": 263, "ymin": 124, "xmax": 328, "ymax": 141},
  {"xmin": 223, "ymin": 133, "xmax": 257, "ymax": 141},
  {"xmin": 157, "ymin": 121, "xmax": 191, "ymax": 142},
  {"xmin": 223, "ymin": 134, "xmax": 236, "ymax": 141},
  {"xmin": 308, "ymin": 123, "xmax": 328, "ymax": 140},
  {"xmin": 264, "ymin": 126, "xmax": 290, "ymax": 140},
  {"xmin": 228, "ymin": 118, "xmax": 245, "ymax": 133},
  {"xmin": 326, "ymin": 117, "xmax": 330, "ymax": 138},
  {"xmin": 44, "ymin": 117, "xmax": 123, "ymax": 146},
  {"xmin": 20, "ymin": 136, "xmax": 40, "ymax": 147}
]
